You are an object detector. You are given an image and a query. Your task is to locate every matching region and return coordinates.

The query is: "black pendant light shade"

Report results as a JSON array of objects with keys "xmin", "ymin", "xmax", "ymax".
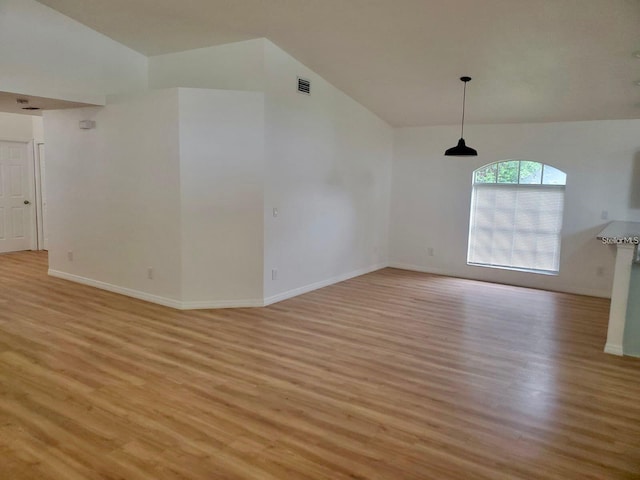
[
  {"xmin": 444, "ymin": 76, "xmax": 477, "ymax": 157},
  {"xmin": 444, "ymin": 138, "xmax": 477, "ymax": 156}
]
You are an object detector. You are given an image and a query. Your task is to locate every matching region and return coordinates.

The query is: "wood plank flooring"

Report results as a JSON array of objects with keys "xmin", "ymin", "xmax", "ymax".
[{"xmin": 0, "ymin": 251, "xmax": 639, "ymax": 479}]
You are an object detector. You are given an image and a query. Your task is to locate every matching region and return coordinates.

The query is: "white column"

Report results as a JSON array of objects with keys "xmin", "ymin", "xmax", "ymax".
[{"xmin": 604, "ymin": 244, "xmax": 636, "ymax": 355}]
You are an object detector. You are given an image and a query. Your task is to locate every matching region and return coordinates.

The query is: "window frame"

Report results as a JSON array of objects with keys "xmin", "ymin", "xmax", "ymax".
[
  {"xmin": 467, "ymin": 160, "xmax": 567, "ymax": 275},
  {"xmin": 473, "ymin": 160, "xmax": 567, "ymax": 187}
]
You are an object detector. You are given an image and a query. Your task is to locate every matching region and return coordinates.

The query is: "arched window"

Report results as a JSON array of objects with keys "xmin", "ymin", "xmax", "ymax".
[{"xmin": 468, "ymin": 160, "xmax": 566, "ymax": 274}]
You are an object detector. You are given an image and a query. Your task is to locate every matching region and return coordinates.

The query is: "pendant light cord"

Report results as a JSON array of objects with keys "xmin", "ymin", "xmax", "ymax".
[
  {"xmin": 461, "ymin": 81, "xmax": 467, "ymax": 138},
  {"xmin": 444, "ymin": 76, "xmax": 477, "ymax": 156}
]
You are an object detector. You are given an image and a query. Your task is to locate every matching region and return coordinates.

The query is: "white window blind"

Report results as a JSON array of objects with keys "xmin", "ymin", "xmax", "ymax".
[{"xmin": 468, "ymin": 184, "xmax": 564, "ymax": 274}]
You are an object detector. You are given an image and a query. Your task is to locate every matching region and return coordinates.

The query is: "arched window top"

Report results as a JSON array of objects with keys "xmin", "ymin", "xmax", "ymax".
[{"xmin": 473, "ymin": 160, "xmax": 566, "ymax": 186}]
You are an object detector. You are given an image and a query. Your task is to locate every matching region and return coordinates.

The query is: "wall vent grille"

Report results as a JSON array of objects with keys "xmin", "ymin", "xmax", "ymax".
[{"xmin": 297, "ymin": 77, "xmax": 311, "ymax": 95}]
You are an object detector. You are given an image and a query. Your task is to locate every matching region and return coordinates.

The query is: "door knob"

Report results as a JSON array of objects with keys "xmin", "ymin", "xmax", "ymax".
[{"xmin": 24, "ymin": 200, "xmax": 31, "ymax": 205}]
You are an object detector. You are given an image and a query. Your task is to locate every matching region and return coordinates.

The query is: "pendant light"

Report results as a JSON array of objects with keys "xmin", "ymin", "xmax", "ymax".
[{"xmin": 444, "ymin": 76, "xmax": 477, "ymax": 156}]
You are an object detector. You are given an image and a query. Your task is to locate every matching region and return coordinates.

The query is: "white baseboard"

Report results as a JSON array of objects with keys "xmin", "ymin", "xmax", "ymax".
[
  {"xmin": 49, "ymin": 265, "xmax": 386, "ymax": 310},
  {"xmin": 263, "ymin": 263, "xmax": 387, "ymax": 306},
  {"xmin": 388, "ymin": 262, "xmax": 611, "ymax": 298},
  {"xmin": 388, "ymin": 263, "xmax": 454, "ymax": 277},
  {"xmin": 604, "ymin": 343, "xmax": 623, "ymax": 356},
  {"xmin": 48, "ymin": 269, "xmax": 183, "ymax": 309},
  {"xmin": 50, "ymin": 261, "xmax": 605, "ymax": 311},
  {"xmin": 180, "ymin": 298, "xmax": 265, "ymax": 310}
]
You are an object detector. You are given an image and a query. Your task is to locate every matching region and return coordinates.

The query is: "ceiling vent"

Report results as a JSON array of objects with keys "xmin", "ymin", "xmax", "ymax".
[{"xmin": 297, "ymin": 77, "xmax": 311, "ymax": 95}]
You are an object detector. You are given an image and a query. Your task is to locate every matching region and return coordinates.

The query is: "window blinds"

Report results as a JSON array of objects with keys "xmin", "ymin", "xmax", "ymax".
[{"xmin": 467, "ymin": 184, "xmax": 564, "ymax": 274}]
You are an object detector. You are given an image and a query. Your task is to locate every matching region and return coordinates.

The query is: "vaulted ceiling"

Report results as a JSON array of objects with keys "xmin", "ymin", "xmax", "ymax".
[{"xmin": 37, "ymin": 0, "xmax": 640, "ymax": 127}]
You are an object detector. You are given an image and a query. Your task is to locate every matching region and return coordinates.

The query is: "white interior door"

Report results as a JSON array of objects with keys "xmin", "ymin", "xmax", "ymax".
[{"xmin": 0, "ymin": 141, "xmax": 33, "ymax": 253}]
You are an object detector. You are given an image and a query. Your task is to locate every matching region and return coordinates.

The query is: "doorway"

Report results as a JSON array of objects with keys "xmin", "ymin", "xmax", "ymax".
[{"xmin": 0, "ymin": 140, "xmax": 36, "ymax": 254}]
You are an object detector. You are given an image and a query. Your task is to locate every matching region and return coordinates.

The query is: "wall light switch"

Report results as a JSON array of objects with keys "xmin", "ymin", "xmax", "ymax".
[{"xmin": 273, "ymin": 208, "xmax": 278, "ymax": 218}]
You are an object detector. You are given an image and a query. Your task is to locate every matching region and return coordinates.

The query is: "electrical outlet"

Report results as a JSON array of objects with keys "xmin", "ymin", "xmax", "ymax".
[
  {"xmin": 272, "ymin": 269, "xmax": 278, "ymax": 280},
  {"xmin": 67, "ymin": 251, "xmax": 73, "ymax": 261},
  {"xmin": 601, "ymin": 210, "xmax": 609, "ymax": 220},
  {"xmin": 147, "ymin": 267, "xmax": 154, "ymax": 280},
  {"xmin": 427, "ymin": 247, "xmax": 434, "ymax": 257},
  {"xmin": 596, "ymin": 266, "xmax": 605, "ymax": 277},
  {"xmin": 273, "ymin": 208, "xmax": 278, "ymax": 218}
]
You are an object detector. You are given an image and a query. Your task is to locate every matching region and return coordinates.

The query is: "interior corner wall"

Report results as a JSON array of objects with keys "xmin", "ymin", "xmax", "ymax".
[
  {"xmin": 0, "ymin": 0, "xmax": 148, "ymax": 105},
  {"xmin": 178, "ymin": 88, "xmax": 265, "ymax": 307},
  {"xmin": 149, "ymin": 39, "xmax": 265, "ymax": 92},
  {"xmin": 149, "ymin": 39, "xmax": 394, "ymax": 305},
  {"xmin": 44, "ymin": 89, "xmax": 182, "ymax": 305},
  {"xmin": 262, "ymin": 40, "xmax": 393, "ymax": 302},
  {"xmin": 389, "ymin": 119, "xmax": 640, "ymax": 298}
]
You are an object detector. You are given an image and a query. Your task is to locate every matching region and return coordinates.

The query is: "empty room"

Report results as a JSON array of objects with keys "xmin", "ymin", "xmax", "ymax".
[{"xmin": 1, "ymin": 0, "xmax": 640, "ymax": 478}]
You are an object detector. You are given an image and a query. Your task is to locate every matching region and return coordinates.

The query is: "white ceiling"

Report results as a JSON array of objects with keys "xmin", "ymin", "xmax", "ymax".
[{"xmin": 36, "ymin": 0, "xmax": 640, "ymax": 127}]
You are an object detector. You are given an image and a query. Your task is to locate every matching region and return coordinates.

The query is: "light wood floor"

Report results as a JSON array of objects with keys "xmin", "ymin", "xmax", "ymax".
[{"xmin": 1, "ymin": 251, "xmax": 639, "ymax": 479}]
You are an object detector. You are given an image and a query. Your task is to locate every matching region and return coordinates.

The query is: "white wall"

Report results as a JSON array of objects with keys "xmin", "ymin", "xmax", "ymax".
[
  {"xmin": 178, "ymin": 88, "xmax": 265, "ymax": 306},
  {"xmin": 148, "ymin": 39, "xmax": 394, "ymax": 305},
  {"xmin": 149, "ymin": 39, "xmax": 264, "ymax": 92},
  {"xmin": 32, "ymin": 116, "xmax": 44, "ymax": 144},
  {"xmin": 0, "ymin": 0, "xmax": 147, "ymax": 105},
  {"xmin": 0, "ymin": 112, "xmax": 35, "ymax": 140},
  {"xmin": 389, "ymin": 120, "xmax": 640, "ymax": 297},
  {"xmin": 263, "ymin": 40, "xmax": 393, "ymax": 301},
  {"xmin": 0, "ymin": 112, "xmax": 43, "ymax": 144},
  {"xmin": 45, "ymin": 90, "xmax": 182, "ymax": 303},
  {"xmin": 44, "ymin": 87, "xmax": 266, "ymax": 308}
]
